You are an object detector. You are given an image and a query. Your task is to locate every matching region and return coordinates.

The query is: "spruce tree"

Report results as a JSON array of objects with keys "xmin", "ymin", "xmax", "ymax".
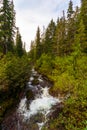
[
  {"xmin": 44, "ymin": 19, "xmax": 56, "ymax": 55},
  {"xmin": 29, "ymin": 40, "xmax": 36, "ymax": 63},
  {"xmin": 67, "ymin": 0, "xmax": 74, "ymax": 19},
  {"xmin": 16, "ymin": 28, "xmax": 24, "ymax": 57},
  {"xmin": 77, "ymin": 19, "xmax": 87, "ymax": 53},
  {"xmin": 81, "ymin": 0, "xmax": 87, "ymax": 35},
  {"xmin": 0, "ymin": 0, "xmax": 15, "ymax": 54},
  {"xmin": 67, "ymin": 0, "xmax": 75, "ymax": 54},
  {"xmin": 54, "ymin": 12, "xmax": 66, "ymax": 56},
  {"xmin": 35, "ymin": 26, "xmax": 41, "ymax": 59}
]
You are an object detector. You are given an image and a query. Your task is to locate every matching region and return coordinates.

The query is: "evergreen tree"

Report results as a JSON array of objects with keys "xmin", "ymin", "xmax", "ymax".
[
  {"xmin": 44, "ymin": 19, "xmax": 56, "ymax": 55},
  {"xmin": 23, "ymin": 42, "xmax": 27, "ymax": 55},
  {"xmin": 67, "ymin": 0, "xmax": 74, "ymax": 19},
  {"xmin": 73, "ymin": 6, "xmax": 80, "ymax": 31},
  {"xmin": 81, "ymin": 0, "xmax": 87, "ymax": 35},
  {"xmin": 40, "ymin": 26, "xmax": 46, "ymax": 54},
  {"xmin": 29, "ymin": 40, "xmax": 36, "ymax": 63},
  {"xmin": 35, "ymin": 26, "xmax": 41, "ymax": 59},
  {"xmin": 0, "ymin": 0, "xmax": 3, "ymax": 52},
  {"xmin": 66, "ymin": 0, "xmax": 75, "ymax": 54},
  {"xmin": 54, "ymin": 12, "xmax": 66, "ymax": 56},
  {"xmin": 77, "ymin": 19, "xmax": 87, "ymax": 53},
  {"xmin": 0, "ymin": 0, "xmax": 15, "ymax": 54},
  {"xmin": 16, "ymin": 28, "xmax": 24, "ymax": 57}
]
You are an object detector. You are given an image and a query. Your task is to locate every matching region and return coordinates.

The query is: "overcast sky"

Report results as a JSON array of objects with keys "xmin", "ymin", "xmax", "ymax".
[{"xmin": 14, "ymin": 0, "xmax": 81, "ymax": 51}]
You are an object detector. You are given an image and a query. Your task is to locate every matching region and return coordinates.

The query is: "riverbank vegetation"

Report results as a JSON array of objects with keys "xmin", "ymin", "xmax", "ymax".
[
  {"xmin": 0, "ymin": 0, "xmax": 87, "ymax": 129},
  {"xmin": 0, "ymin": 0, "xmax": 31, "ymax": 123},
  {"xmin": 29, "ymin": 0, "xmax": 87, "ymax": 129}
]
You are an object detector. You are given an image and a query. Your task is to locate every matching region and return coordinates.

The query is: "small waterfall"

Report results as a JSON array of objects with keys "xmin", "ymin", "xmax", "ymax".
[{"xmin": 17, "ymin": 69, "xmax": 61, "ymax": 130}]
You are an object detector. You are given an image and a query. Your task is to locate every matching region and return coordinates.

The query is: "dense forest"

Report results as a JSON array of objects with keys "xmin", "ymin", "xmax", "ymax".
[
  {"xmin": 29, "ymin": 0, "xmax": 87, "ymax": 129},
  {"xmin": 0, "ymin": 0, "xmax": 87, "ymax": 130},
  {"xmin": 0, "ymin": 0, "xmax": 31, "ymax": 124}
]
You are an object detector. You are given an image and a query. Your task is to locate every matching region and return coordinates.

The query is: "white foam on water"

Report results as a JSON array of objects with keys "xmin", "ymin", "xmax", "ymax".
[
  {"xmin": 28, "ymin": 81, "xmax": 31, "ymax": 85},
  {"xmin": 37, "ymin": 122, "xmax": 45, "ymax": 130},
  {"xmin": 32, "ymin": 68, "xmax": 37, "ymax": 75},
  {"xmin": 17, "ymin": 69, "xmax": 61, "ymax": 130},
  {"xmin": 18, "ymin": 87, "xmax": 60, "ymax": 120},
  {"xmin": 38, "ymin": 78, "xmax": 43, "ymax": 82},
  {"xmin": 38, "ymin": 75, "xmax": 43, "ymax": 82},
  {"xmin": 30, "ymin": 76, "xmax": 34, "ymax": 81}
]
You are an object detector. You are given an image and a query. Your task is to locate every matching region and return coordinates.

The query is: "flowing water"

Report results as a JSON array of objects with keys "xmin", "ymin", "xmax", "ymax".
[{"xmin": 2, "ymin": 69, "xmax": 61, "ymax": 130}]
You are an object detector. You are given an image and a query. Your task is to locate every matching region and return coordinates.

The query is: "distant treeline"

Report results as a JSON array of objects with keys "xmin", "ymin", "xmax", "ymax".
[{"xmin": 29, "ymin": 0, "xmax": 87, "ymax": 60}]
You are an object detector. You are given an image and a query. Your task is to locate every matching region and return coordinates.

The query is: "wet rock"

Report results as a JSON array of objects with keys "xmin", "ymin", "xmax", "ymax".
[
  {"xmin": 48, "ymin": 102, "xmax": 64, "ymax": 119},
  {"xmin": 28, "ymin": 124, "xmax": 39, "ymax": 130},
  {"xmin": 26, "ymin": 89, "xmax": 34, "ymax": 100},
  {"xmin": 20, "ymin": 113, "xmax": 45, "ymax": 130},
  {"xmin": 1, "ymin": 69, "xmax": 62, "ymax": 130},
  {"xmin": 1, "ymin": 112, "xmax": 18, "ymax": 130},
  {"xmin": 31, "ymin": 78, "xmax": 39, "ymax": 85},
  {"xmin": 29, "ymin": 113, "xmax": 45, "ymax": 123},
  {"xmin": 19, "ymin": 120, "xmax": 39, "ymax": 130}
]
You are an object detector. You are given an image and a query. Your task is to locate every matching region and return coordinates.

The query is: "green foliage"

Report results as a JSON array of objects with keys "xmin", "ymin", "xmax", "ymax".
[
  {"xmin": 81, "ymin": 0, "xmax": 87, "ymax": 35},
  {"xmin": 42, "ymin": 19, "xmax": 56, "ymax": 55},
  {"xmin": 31, "ymin": 0, "xmax": 87, "ymax": 129},
  {"xmin": 35, "ymin": 53, "xmax": 87, "ymax": 129},
  {"xmin": 0, "ymin": 53, "xmax": 31, "ymax": 122},
  {"xmin": 29, "ymin": 0, "xmax": 87, "ymax": 59},
  {"xmin": 0, "ymin": 98, "xmax": 14, "ymax": 122},
  {"xmin": 16, "ymin": 28, "xmax": 24, "ymax": 57},
  {"xmin": 67, "ymin": 0, "xmax": 74, "ymax": 19},
  {"xmin": 35, "ymin": 26, "xmax": 42, "ymax": 59},
  {"xmin": 0, "ymin": 0, "xmax": 15, "ymax": 54},
  {"xmin": 35, "ymin": 54, "xmax": 54, "ymax": 75},
  {"xmin": 0, "ymin": 0, "xmax": 86, "ymax": 129},
  {"xmin": 0, "ymin": 53, "xmax": 30, "ymax": 90},
  {"xmin": 29, "ymin": 40, "xmax": 36, "ymax": 64},
  {"xmin": 54, "ymin": 13, "xmax": 67, "ymax": 56}
]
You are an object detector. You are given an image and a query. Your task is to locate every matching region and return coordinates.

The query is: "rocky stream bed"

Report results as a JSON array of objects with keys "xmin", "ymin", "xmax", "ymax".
[{"xmin": 1, "ymin": 69, "xmax": 63, "ymax": 130}]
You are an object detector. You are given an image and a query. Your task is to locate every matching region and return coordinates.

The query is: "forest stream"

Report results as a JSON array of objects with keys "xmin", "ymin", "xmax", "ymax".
[{"xmin": 1, "ymin": 69, "xmax": 62, "ymax": 130}]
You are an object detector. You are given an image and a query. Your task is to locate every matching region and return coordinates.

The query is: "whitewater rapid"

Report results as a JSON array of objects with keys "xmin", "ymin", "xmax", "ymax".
[{"xmin": 17, "ymin": 69, "xmax": 61, "ymax": 130}]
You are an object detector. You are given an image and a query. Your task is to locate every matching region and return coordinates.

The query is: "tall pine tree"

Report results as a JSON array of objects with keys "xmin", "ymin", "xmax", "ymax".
[
  {"xmin": 81, "ymin": 0, "xmax": 87, "ymax": 35},
  {"xmin": 35, "ymin": 26, "xmax": 41, "ymax": 59},
  {"xmin": 16, "ymin": 28, "xmax": 24, "ymax": 57},
  {"xmin": 54, "ymin": 11, "xmax": 66, "ymax": 56},
  {"xmin": 66, "ymin": 0, "xmax": 75, "ymax": 54},
  {"xmin": 44, "ymin": 19, "xmax": 56, "ymax": 55},
  {"xmin": 29, "ymin": 40, "xmax": 36, "ymax": 63},
  {"xmin": 0, "ymin": 0, "xmax": 15, "ymax": 54}
]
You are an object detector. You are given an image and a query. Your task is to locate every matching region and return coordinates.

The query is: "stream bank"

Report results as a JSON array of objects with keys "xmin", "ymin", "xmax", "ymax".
[{"xmin": 1, "ymin": 69, "xmax": 63, "ymax": 130}]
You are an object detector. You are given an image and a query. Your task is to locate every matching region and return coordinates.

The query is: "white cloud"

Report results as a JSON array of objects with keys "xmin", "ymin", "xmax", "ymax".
[{"xmin": 14, "ymin": 0, "xmax": 81, "ymax": 51}]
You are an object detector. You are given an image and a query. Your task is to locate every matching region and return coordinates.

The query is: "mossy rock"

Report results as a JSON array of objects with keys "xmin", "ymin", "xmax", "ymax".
[
  {"xmin": 30, "ymin": 113, "xmax": 45, "ymax": 123},
  {"xmin": 25, "ymin": 123, "xmax": 39, "ymax": 130}
]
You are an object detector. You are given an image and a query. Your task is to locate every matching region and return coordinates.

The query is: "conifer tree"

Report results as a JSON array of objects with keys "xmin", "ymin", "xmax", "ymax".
[
  {"xmin": 35, "ymin": 26, "xmax": 41, "ymax": 59},
  {"xmin": 67, "ymin": 0, "xmax": 74, "ymax": 19},
  {"xmin": 77, "ymin": 19, "xmax": 87, "ymax": 53},
  {"xmin": 44, "ymin": 19, "xmax": 56, "ymax": 55},
  {"xmin": 16, "ymin": 28, "xmax": 24, "ymax": 57},
  {"xmin": 0, "ymin": 0, "xmax": 15, "ymax": 54},
  {"xmin": 81, "ymin": 0, "xmax": 87, "ymax": 35},
  {"xmin": 73, "ymin": 6, "xmax": 80, "ymax": 31},
  {"xmin": 54, "ymin": 12, "xmax": 66, "ymax": 56},
  {"xmin": 67, "ymin": 0, "xmax": 75, "ymax": 54},
  {"xmin": 29, "ymin": 40, "xmax": 36, "ymax": 63}
]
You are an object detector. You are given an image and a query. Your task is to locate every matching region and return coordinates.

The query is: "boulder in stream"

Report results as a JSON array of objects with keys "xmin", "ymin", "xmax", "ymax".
[{"xmin": 26, "ymin": 89, "xmax": 34, "ymax": 100}]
